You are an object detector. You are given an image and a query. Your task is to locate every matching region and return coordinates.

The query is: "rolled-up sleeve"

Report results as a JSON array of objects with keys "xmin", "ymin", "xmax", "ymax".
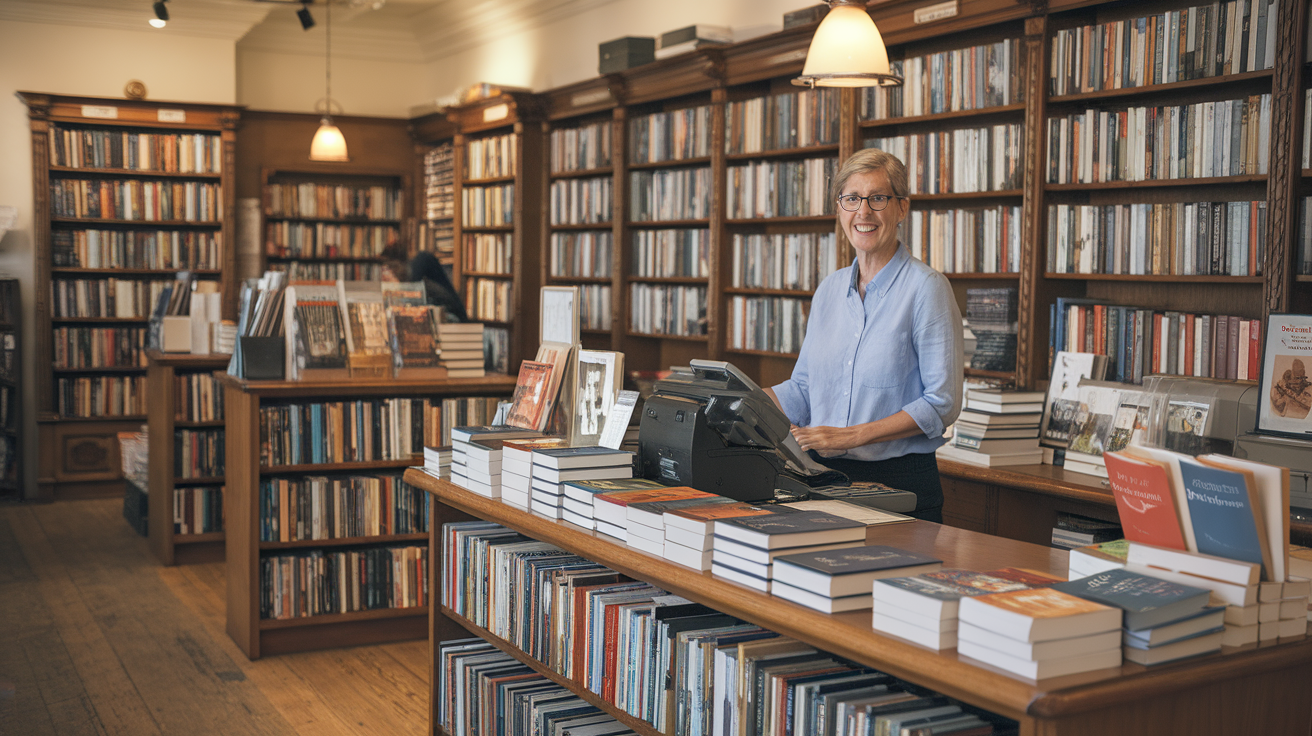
[{"xmin": 900, "ymin": 274, "xmax": 963, "ymax": 439}]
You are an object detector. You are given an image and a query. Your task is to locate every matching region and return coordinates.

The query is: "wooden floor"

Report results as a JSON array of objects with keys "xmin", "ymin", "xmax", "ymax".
[{"xmin": 0, "ymin": 498, "xmax": 429, "ymax": 736}]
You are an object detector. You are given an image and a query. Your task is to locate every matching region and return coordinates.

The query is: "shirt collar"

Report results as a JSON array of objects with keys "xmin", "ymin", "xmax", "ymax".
[{"xmin": 848, "ymin": 243, "xmax": 911, "ymax": 299}]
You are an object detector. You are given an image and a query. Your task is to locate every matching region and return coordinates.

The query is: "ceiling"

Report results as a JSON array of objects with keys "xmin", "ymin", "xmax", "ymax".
[{"xmin": 0, "ymin": 0, "xmax": 625, "ymax": 64}]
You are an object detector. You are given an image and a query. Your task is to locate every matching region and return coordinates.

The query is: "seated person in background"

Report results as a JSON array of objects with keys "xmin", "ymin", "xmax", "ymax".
[{"xmin": 381, "ymin": 244, "xmax": 469, "ymax": 322}]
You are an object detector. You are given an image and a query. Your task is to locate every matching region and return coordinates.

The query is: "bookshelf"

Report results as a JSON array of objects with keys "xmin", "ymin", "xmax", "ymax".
[
  {"xmin": 260, "ymin": 167, "xmax": 409, "ymax": 281},
  {"xmin": 220, "ymin": 372, "xmax": 516, "ymax": 659},
  {"xmin": 146, "ymin": 351, "xmax": 229, "ymax": 565},
  {"xmin": 412, "ymin": 471, "xmax": 1312, "ymax": 736},
  {"xmin": 18, "ymin": 92, "xmax": 239, "ymax": 501},
  {"xmin": 0, "ymin": 279, "xmax": 20, "ymax": 501}
]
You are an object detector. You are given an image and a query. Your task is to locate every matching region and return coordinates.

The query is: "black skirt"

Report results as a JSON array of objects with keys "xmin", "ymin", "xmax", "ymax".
[{"xmin": 812, "ymin": 451, "xmax": 944, "ymax": 523}]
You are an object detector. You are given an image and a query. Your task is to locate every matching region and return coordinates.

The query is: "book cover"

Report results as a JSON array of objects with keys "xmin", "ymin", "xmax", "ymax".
[
  {"xmin": 563, "ymin": 478, "xmax": 666, "ymax": 496},
  {"xmin": 1104, "ymin": 451, "xmax": 1187, "ymax": 550},
  {"xmin": 715, "ymin": 510, "xmax": 867, "ymax": 549},
  {"xmin": 506, "ymin": 360, "xmax": 555, "ymax": 431},
  {"xmin": 531, "ymin": 445, "xmax": 634, "ymax": 469},
  {"xmin": 967, "ymin": 587, "xmax": 1114, "ymax": 620},
  {"xmin": 346, "ymin": 300, "xmax": 390, "ymax": 356},
  {"xmin": 1178, "ymin": 457, "xmax": 1271, "ymax": 577},
  {"xmin": 982, "ymin": 568, "xmax": 1065, "ymax": 587},
  {"xmin": 1103, "ymin": 392, "xmax": 1148, "ymax": 454},
  {"xmin": 774, "ymin": 545, "xmax": 942, "ymax": 577},
  {"xmin": 388, "ymin": 305, "xmax": 442, "ymax": 368},
  {"xmin": 573, "ymin": 349, "xmax": 622, "ymax": 446},
  {"xmin": 1052, "ymin": 568, "xmax": 1210, "ymax": 631},
  {"xmin": 1040, "ymin": 350, "xmax": 1105, "ymax": 447},
  {"xmin": 1065, "ymin": 380, "xmax": 1123, "ymax": 462}
]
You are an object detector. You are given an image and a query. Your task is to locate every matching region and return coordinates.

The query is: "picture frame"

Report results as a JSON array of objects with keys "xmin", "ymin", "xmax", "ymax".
[
  {"xmin": 1255, "ymin": 313, "xmax": 1312, "ymax": 439},
  {"xmin": 540, "ymin": 285, "xmax": 580, "ymax": 346}
]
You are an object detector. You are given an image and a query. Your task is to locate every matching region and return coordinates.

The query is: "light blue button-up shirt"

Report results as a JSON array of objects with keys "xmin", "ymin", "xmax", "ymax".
[{"xmin": 772, "ymin": 244, "xmax": 964, "ymax": 461}]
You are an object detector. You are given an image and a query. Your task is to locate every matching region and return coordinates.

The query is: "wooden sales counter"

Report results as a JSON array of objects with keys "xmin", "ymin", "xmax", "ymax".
[{"xmin": 409, "ymin": 469, "xmax": 1312, "ymax": 736}]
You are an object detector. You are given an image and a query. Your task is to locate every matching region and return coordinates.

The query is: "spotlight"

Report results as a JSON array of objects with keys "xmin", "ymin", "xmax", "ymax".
[
  {"xmin": 297, "ymin": 1, "xmax": 315, "ymax": 30},
  {"xmin": 150, "ymin": 0, "xmax": 167, "ymax": 27}
]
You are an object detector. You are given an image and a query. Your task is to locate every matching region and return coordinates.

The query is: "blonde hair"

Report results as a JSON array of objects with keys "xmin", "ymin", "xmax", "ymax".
[{"xmin": 831, "ymin": 148, "xmax": 910, "ymax": 201}]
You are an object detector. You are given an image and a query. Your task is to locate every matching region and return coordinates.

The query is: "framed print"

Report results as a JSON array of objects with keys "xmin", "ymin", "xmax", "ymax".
[
  {"xmin": 540, "ymin": 286, "xmax": 580, "ymax": 346},
  {"xmin": 1256, "ymin": 313, "xmax": 1312, "ymax": 438}
]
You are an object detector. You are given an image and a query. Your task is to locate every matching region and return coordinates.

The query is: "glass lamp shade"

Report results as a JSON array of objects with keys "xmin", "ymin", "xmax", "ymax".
[
  {"xmin": 793, "ymin": 4, "xmax": 901, "ymax": 88},
  {"xmin": 309, "ymin": 118, "xmax": 349, "ymax": 162}
]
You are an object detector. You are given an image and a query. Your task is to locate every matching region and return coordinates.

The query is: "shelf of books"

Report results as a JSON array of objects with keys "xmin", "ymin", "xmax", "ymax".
[
  {"xmin": 18, "ymin": 92, "xmax": 239, "ymax": 501},
  {"xmin": 0, "ymin": 279, "xmax": 20, "ymax": 500},
  {"xmin": 146, "ymin": 351, "xmax": 229, "ymax": 565},
  {"xmin": 412, "ymin": 471, "xmax": 1312, "ymax": 736},
  {"xmin": 260, "ymin": 167, "xmax": 408, "ymax": 282},
  {"xmin": 219, "ymin": 371, "xmax": 517, "ymax": 659}
]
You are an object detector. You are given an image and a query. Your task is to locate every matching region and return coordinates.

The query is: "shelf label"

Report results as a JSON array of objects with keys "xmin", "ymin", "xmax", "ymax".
[
  {"xmin": 81, "ymin": 105, "xmax": 118, "ymax": 119},
  {"xmin": 768, "ymin": 49, "xmax": 808, "ymax": 67},
  {"xmin": 914, "ymin": 0, "xmax": 959, "ymax": 24},
  {"xmin": 482, "ymin": 104, "xmax": 510, "ymax": 123},
  {"xmin": 571, "ymin": 89, "xmax": 612, "ymax": 108},
  {"xmin": 157, "ymin": 109, "xmax": 187, "ymax": 123}
]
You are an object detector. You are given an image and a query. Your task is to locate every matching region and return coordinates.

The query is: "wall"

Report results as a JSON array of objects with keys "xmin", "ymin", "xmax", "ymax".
[
  {"xmin": 236, "ymin": 48, "xmax": 425, "ymax": 118},
  {"xmin": 0, "ymin": 19, "xmax": 236, "ymax": 498}
]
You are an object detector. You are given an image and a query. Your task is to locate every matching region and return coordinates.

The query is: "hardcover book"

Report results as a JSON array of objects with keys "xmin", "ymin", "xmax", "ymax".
[
  {"xmin": 1196, "ymin": 454, "xmax": 1290, "ymax": 583},
  {"xmin": 561, "ymin": 477, "xmax": 666, "ymax": 505},
  {"xmin": 1177, "ymin": 457, "xmax": 1271, "ymax": 578},
  {"xmin": 506, "ymin": 360, "xmax": 556, "ymax": 431},
  {"xmin": 1103, "ymin": 451, "xmax": 1187, "ymax": 551},
  {"xmin": 530, "ymin": 446, "xmax": 634, "ymax": 469},
  {"xmin": 714, "ymin": 510, "xmax": 867, "ymax": 550},
  {"xmin": 388, "ymin": 304, "xmax": 445, "ymax": 378},
  {"xmin": 772, "ymin": 546, "xmax": 943, "ymax": 598},
  {"xmin": 957, "ymin": 588, "xmax": 1122, "ymax": 642},
  {"xmin": 1052, "ymin": 568, "xmax": 1211, "ymax": 631},
  {"xmin": 872, "ymin": 571, "xmax": 1029, "ymax": 619},
  {"xmin": 449, "ymin": 425, "xmax": 542, "ymax": 444}
]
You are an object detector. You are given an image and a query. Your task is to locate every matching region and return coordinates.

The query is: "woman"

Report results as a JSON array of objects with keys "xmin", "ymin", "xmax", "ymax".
[{"xmin": 765, "ymin": 149, "xmax": 963, "ymax": 521}]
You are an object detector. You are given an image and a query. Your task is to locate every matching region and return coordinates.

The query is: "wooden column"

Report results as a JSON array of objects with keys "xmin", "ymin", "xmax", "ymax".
[
  {"xmin": 1263, "ymin": 0, "xmax": 1309, "ymax": 314},
  {"xmin": 1017, "ymin": 13, "xmax": 1050, "ymax": 390}
]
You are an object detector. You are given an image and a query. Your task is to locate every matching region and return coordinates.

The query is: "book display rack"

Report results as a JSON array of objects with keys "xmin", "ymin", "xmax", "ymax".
[
  {"xmin": 411, "ymin": 470, "xmax": 1312, "ymax": 736},
  {"xmin": 19, "ymin": 92, "xmax": 239, "ymax": 501},
  {"xmin": 146, "ymin": 350, "xmax": 230, "ymax": 565},
  {"xmin": 220, "ymin": 372, "xmax": 516, "ymax": 659}
]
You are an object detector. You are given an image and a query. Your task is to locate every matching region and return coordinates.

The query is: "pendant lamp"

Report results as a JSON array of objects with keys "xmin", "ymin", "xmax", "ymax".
[
  {"xmin": 310, "ymin": 0, "xmax": 349, "ymax": 161},
  {"xmin": 793, "ymin": 0, "xmax": 902, "ymax": 88}
]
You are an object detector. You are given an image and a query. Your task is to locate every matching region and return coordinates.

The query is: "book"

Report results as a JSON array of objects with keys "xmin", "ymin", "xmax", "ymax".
[
  {"xmin": 777, "ymin": 500, "xmax": 913, "ymax": 527},
  {"xmin": 572, "ymin": 350, "xmax": 623, "ymax": 446},
  {"xmin": 713, "ymin": 510, "xmax": 867, "ymax": 550},
  {"xmin": 958, "ymin": 621, "xmax": 1121, "ymax": 662},
  {"xmin": 956, "ymin": 409, "xmax": 1042, "ymax": 426},
  {"xmin": 1103, "ymin": 451, "xmax": 1187, "ymax": 551},
  {"xmin": 1122, "ymin": 630, "xmax": 1224, "ymax": 666},
  {"xmin": 1195, "ymin": 454, "xmax": 1290, "ymax": 584},
  {"xmin": 284, "ymin": 282, "xmax": 349, "ymax": 380},
  {"xmin": 625, "ymin": 492, "xmax": 725, "ymax": 531},
  {"xmin": 772, "ymin": 545, "xmax": 943, "ymax": 598},
  {"xmin": 506, "ymin": 361, "xmax": 556, "ymax": 431},
  {"xmin": 532, "ymin": 464, "xmax": 633, "ymax": 484},
  {"xmin": 1039, "ymin": 351, "xmax": 1108, "ymax": 447},
  {"xmin": 388, "ymin": 304, "xmax": 445, "ymax": 377},
  {"xmin": 1052, "ymin": 568, "xmax": 1211, "ymax": 631},
  {"xmin": 1063, "ymin": 379, "xmax": 1125, "ymax": 470},
  {"xmin": 956, "ymin": 639, "xmax": 1122, "ymax": 680},
  {"xmin": 869, "ymin": 609, "xmax": 960, "ymax": 650},
  {"xmin": 561, "ymin": 477, "xmax": 666, "ymax": 506},
  {"xmin": 450, "ymin": 425, "xmax": 541, "ymax": 444},
  {"xmin": 531, "ymin": 446, "xmax": 634, "ymax": 470},
  {"xmin": 772, "ymin": 580, "xmax": 872, "ymax": 613},
  {"xmin": 957, "ymin": 588, "xmax": 1122, "ymax": 642},
  {"xmin": 871, "ymin": 571, "xmax": 1030, "ymax": 620},
  {"xmin": 1177, "ymin": 457, "xmax": 1272, "ymax": 578},
  {"xmin": 710, "ymin": 535, "xmax": 865, "ymax": 567},
  {"xmin": 1122, "ymin": 606, "xmax": 1226, "ymax": 647},
  {"xmin": 936, "ymin": 444, "xmax": 1044, "ymax": 467},
  {"xmin": 593, "ymin": 486, "xmax": 712, "ymax": 527},
  {"xmin": 1124, "ymin": 542, "xmax": 1261, "ymax": 587}
]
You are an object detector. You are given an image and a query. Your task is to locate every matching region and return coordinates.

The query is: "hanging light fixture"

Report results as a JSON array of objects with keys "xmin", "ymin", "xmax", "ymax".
[
  {"xmin": 149, "ymin": 0, "xmax": 168, "ymax": 28},
  {"xmin": 310, "ymin": 0, "xmax": 349, "ymax": 161},
  {"xmin": 793, "ymin": 0, "xmax": 901, "ymax": 88}
]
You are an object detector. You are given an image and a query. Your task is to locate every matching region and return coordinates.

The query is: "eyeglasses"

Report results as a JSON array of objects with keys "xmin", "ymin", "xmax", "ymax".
[{"xmin": 836, "ymin": 193, "xmax": 904, "ymax": 212}]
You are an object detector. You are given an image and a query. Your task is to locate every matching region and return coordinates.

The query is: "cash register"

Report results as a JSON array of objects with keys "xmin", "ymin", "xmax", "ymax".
[{"xmin": 637, "ymin": 359, "xmax": 917, "ymax": 511}]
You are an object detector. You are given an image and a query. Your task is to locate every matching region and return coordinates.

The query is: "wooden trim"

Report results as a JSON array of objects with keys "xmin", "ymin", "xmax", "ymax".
[{"xmin": 1263, "ymin": 0, "xmax": 1309, "ymax": 315}]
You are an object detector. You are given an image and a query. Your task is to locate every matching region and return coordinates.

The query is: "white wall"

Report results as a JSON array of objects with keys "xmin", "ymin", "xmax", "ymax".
[
  {"xmin": 237, "ymin": 48, "xmax": 426, "ymax": 117},
  {"xmin": 0, "ymin": 19, "xmax": 235, "ymax": 497}
]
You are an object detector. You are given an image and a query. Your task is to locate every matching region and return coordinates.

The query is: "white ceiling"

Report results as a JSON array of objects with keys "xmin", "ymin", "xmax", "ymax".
[{"xmin": 0, "ymin": 0, "xmax": 625, "ymax": 64}]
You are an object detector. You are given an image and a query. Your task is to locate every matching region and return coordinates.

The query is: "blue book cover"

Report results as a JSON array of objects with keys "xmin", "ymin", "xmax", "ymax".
[
  {"xmin": 1053, "ymin": 568, "xmax": 1211, "ymax": 631},
  {"xmin": 1178, "ymin": 459, "xmax": 1267, "ymax": 576}
]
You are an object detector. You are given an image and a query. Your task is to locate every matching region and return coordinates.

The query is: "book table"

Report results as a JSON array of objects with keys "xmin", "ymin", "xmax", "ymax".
[{"xmin": 408, "ymin": 469, "xmax": 1312, "ymax": 736}]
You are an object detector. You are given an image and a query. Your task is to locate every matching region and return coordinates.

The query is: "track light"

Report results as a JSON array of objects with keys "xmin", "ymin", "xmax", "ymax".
[
  {"xmin": 297, "ymin": 1, "xmax": 315, "ymax": 31},
  {"xmin": 150, "ymin": 0, "xmax": 167, "ymax": 28}
]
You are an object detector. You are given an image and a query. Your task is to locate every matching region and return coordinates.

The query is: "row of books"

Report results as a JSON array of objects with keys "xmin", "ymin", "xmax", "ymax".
[
  {"xmin": 966, "ymin": 287, "xmax": 1018, "ymax": 373},
  {"xmin": 724, "ymin": 88, "xmax": 840, "ymax": 154},
  {"xmin": 729, "ymin": 296, "xmax": 808, "ymax": 354},
  {"xmin": 56, "ymin": 375, "xmax": 147, "ymax": 417},
  {"xmin": 50, "ymin": 229, "xmax": 221, "ymax": 270},
  {"xmin": 51, "ymin": 278, "xmax": 171, "ymax": 319},
  {"xmin": 1047, "ymin": 201, "xmax": 1264, "ymax": 277},
  {"xmin": 1046, "ymin": 95, "xmax": 1271, "ymax": 184},
  {"xmin": 258, "ymin": 474, "xmax": 427, "ymax": 542},
  {"xmin": 173, "ymin": 486, "xmax": 223, "ymax": 535},
  {"xmin": 52, "ymin": 326, "xmax": 146, "ymax": 369},
  {"xmin": 550, "ymin": 120, "xmax": 612, "ymax": 173},
  {"xmin": 860, "ymin": 39, "xmax": 1025, "ymax": 120},
  {"xmin": 269, "ymin": 260, "xmax": 382, "ymax": 281},
  {"xmin": 725, "ymin": 157, "xmax": 838, "ymax": 219},
  {"xmin": 905, "ymin": 205, "xmax": 1022, "ymax": 275},
  {"xmin": 174, "ymin": 370, "xmax": 224, "ymax": 422},
  {"xmin": 258, "ymin": 397, "xmax": 445, "ymax": 466},
  {"xmin": 438, "ymin": 396, "xmax": 503, "ymax": 447},
  {"xmin": 549, "ymin": 231, "xmax": 612, "ymax": 278},
  {"xmin": 462, "ymin": 184, "xmax": 515, "ymax": 227},
  {"xmin": 424, "ymin": 142, "xmax": 455, "ymax": 220},
  {"xmin": 175, "ymin": 428, "xmax": 223, "ymax": 479},
  {"xmin": 265, "ymin": 182, "xmax": 402, "ymax": 220},
  {"xmin": 50, "ymin": 179, "xmax": 222, "ymax": 222},
  {"xmin": 466, "ymin": 277, "xmax": 512, "ymax": 322},
  {"xmin": 424, "ymin": 219, "xmax": 455, "ymax": 262},
  {"xmin": 259, "ymin": 543, "xmax": 427, "ymax": 620},
  {"xmin": 549, "ymin": 177, "xmax": 612, "ymax": 225},
  {"xmin": 865, "ymin": 123, "xmax": 1023, "ymax": 194},
  {"xmin": 730, "ymin": 232, "xmax": 837, "ymax": 291},
  {"xmin": 1052, "ymin": 301, "xmax": 1261, "ymax": 384},
  {"xmin": 628, "ymin": 106, "xmax": 712, "ymax": 164},
  {"xmin": 629, "ymin": 168, "xmax": 711, "ymax": 222},
  {"xmin": 629, "ymin": 284, "xmax": 707, "ymax": 337},
  {"xmin": 632, "ymin": 228, "xmax": 709, "ymax": 278},
  {"xmin": 1049, "ymin": 0, "xmax": 1281, "ymax": 96},
  {"xmin": 47, "ymin": 125, "xmax": 223, "ymax": 173},
  {"xmin": 577, "ymin": 284, "xmax": 612, "ymax": 331},
  {"xmin": 466, "ymin": 133, "xmax": 517, "ymax": 179},
  {"xmin": 463, "ymin": 233, "xmax": 513, "ymax": 274},
  {"xmin": 262, "ymin": 222, "xmax": 397, "ymax": 259}
]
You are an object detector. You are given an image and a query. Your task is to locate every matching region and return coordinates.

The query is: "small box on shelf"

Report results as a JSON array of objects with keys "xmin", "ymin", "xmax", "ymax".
[{"xmin": 599, "ymin": 37, "xmax": 655, "ymax": 73}]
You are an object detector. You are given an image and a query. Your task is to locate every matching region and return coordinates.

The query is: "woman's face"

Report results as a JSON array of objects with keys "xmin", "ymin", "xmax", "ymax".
[{"xmin": 837, "ymin": 169, "xmax": 909, "ymax": 257}]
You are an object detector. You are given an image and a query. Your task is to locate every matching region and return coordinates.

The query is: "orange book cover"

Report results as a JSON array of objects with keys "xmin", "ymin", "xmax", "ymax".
[
  {"xmin": 975, "ymin": 587, "xmax": 1111, "ymax": 619},
  {"xmin": 1103, "ymin": 450, "xmax": 1187, "ymax": 550},
  {"xmin": 665, "ymin": 502, "xmax": 778, "ymax": 522},
  {"xmin": 594, "ymin": 486, "xmax": 707, "ymax": 509},
  {"xmin": 505, "ymin": 360, "xmax": 555, "ymax": 431},
  {"xmin": 1183, "ymin": 313, "xmax": 1194, "ymax": 377},
  {"xmin": 985, "ymin": 567, "xmax": 1066, "ymax": 587}
]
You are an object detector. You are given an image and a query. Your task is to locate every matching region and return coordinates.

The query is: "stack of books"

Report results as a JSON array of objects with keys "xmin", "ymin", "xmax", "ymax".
[
  {"xmin": 421, "ymin": 445, "xmax": 452, "ymax": 479},
  {"xmin": 1051, "ymin": 512, "xmax": 1122, "ymax": 550},
  {"xmin": 937, "ymin": 389, "xmax": 1044, "ymax": 467},
  {"xmin": 560, "ymin": 478, "xmax": 666, "ymax": 530},
  {"xmin": 449, "ymin": 425, "xmax": 540, "ymax": 497},
  {"xmin": 1054, "ymin": 568, "xmax": 1222, "ymax": 666},
  {"xmin": 957, "ymin": 588, "xmax": 1124, "ymax": 680},
  {"xmin": 500, "ymin": 437, "xmax": 569, "ymax": 509},
  {"xmin": 1068, "ymin": 539, "xmax": 1128, "ymax": 578},
  {"xmin": 771, "ymin": 545, "xmax": 943, "ymax": 614},
  {"xmin": 660, "ymin": 501, "xmax": 778, "ymax": 570},
  {"xmin": 710, "ymin": 509, "xmax": 868, "ymax": 593},
  {"xmin": 591, "ymin": 484, "xmax": 709, "ymax": 541},
  {"xmin": 870, "ymin": 570, "xmax": 1031, "ymax": 650},
  {"xmin": 622, "ymin": 487, "xmax": 720, "ymax": 557},
  {"xmin": 437, "ymin": 322, "xmax": 485, "ymax": 377},
  {"xmin": 529, "ymin": 446, "xmax": 634, "ymax": 519}
]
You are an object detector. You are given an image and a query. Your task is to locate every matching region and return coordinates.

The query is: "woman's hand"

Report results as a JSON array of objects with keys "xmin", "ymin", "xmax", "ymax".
[{"xmin": 791, "ymin": 425, "xmax": 863, "ymax": 457}]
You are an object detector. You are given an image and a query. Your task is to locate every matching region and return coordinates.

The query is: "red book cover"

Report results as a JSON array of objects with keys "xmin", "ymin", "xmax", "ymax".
[
  {"xmin": 601, "ymin": 601, "xmax": 622, "ymax": 701},
  {"xmin": 1104, "ymin": 451, "xmax": 1187, "ymax": 551},
  {"xmin": 1250, "ymin": 319, "xmax": 1262, "ymax": 381}
]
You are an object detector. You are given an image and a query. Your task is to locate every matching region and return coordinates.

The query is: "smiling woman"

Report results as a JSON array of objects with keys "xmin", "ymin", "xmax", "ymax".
[{"xmin": 765, "ymin": 148, "xmax": 964, "ymax": 522}]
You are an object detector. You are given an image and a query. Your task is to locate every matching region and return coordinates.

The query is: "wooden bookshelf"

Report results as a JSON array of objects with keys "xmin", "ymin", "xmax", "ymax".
[
  {"xmin": 0, "ymin": 279, "xmax": 20, "ymax": 500},
  {"xmin": 146, "ymin": 351, "xmax": 230, "ymax": 566},
  {"xmin": 412, "ymin": 471, "xmax": 1312, "ymax": 736},
  {"xmin": 18, "ymin": 91, "xmax": 240, "ymax": 501},
  {"xmin": 220, "ymin": 371, "xmax": 516, "ymax": 659}
]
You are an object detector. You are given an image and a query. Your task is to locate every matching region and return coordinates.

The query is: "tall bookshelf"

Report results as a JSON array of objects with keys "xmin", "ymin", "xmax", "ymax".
[
  {"xmin": 260, "ymin": 167, "xmax": 409, "ymax": 281},
  {"xmin": 146, "ymin": 351, "xmax": 229, "ymax": 565},
  {"xmin": 0, "ymin": 279, "xmax": 21, "ymax": 501},
  {"xmin": 19, "ymin": 92, "xmax": 239, "ymax": 501},
  {"xmin": 220, "ymin": 372, "xmax": 517, "ymax": 659}
]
